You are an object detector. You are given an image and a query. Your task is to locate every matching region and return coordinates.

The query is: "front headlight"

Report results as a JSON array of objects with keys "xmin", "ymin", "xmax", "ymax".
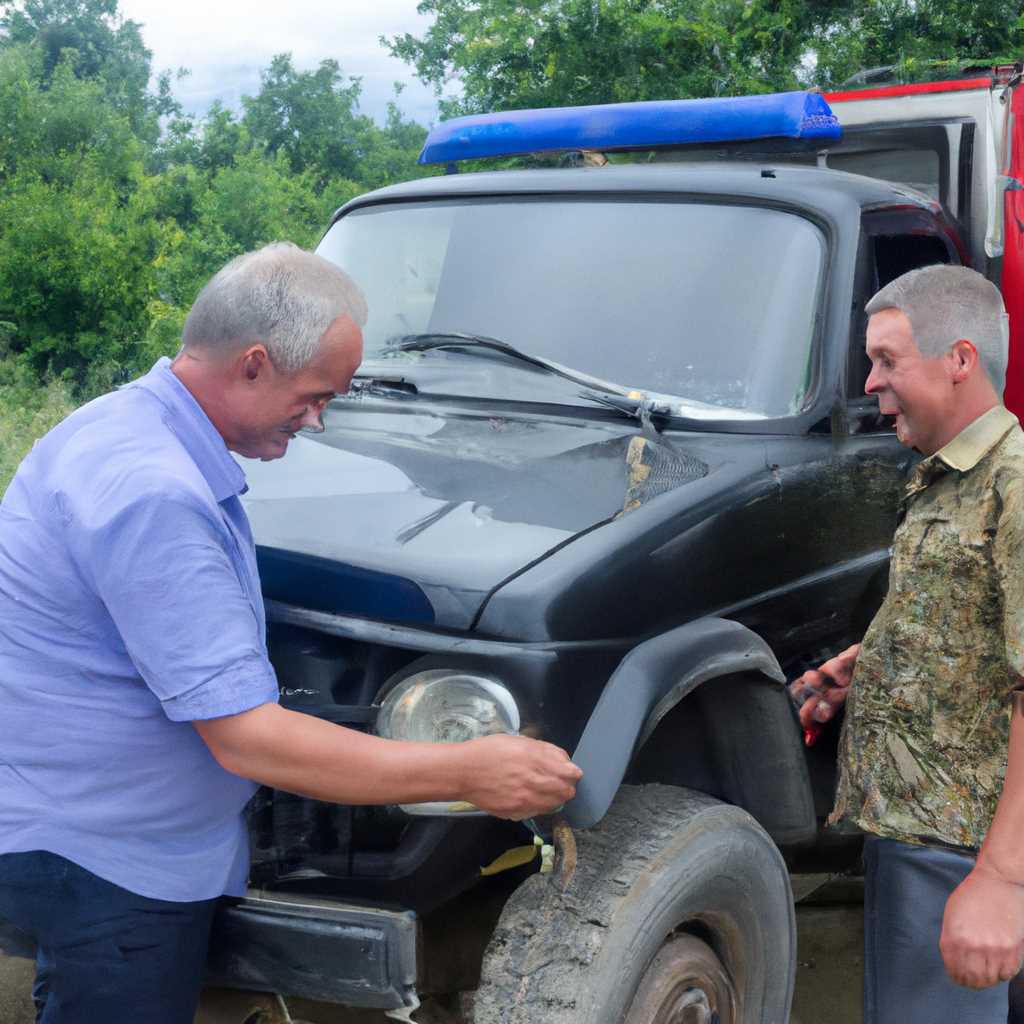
[
  {"xmin": 376, "ymin": 669, "xmax": 520, "ymax": 743},
  {"xmin": 375, "ymin": 669, "xmax": 520, "ymax": 815}
]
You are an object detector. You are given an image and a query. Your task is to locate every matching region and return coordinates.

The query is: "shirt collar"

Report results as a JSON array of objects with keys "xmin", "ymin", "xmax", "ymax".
[
  {"xmin": 935, "ymin": 405, "xmax": 1020, "ymax": 473},
  {"xmin": 132, "ymin": 357, "xmax": 247, "ymax": 503},
  {"xmin": 902, "ymin": 404, "xmax": 1019, "ymax": 505}
]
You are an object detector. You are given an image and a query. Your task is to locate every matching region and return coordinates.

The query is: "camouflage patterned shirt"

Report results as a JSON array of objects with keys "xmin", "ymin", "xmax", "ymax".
[{"xmin": 831, "ymin": 405, "xmax": 1024, "ymax": 850}]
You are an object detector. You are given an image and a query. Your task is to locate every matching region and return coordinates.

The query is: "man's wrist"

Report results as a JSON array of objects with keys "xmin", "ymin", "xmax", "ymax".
[
  {"xmin": 444, "ymin": 738, "xmax": 475, "ymax": 803},
  {"xmin": 1012, "ymin": 689, "xmax": 1024, "ymax": 721},
  {"xmin": 973, "ymin": 852, "xmax": 1024, "ymax": 888}
]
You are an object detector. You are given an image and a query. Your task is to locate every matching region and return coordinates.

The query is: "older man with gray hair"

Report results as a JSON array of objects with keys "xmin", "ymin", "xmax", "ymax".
[
  {"xmin": 792, "ymin": 264, "xmax": 1024, "ymax": 1023},
  {"xmin": 0, "ymin": 243, "xmax": 581, "ymax": 1024}
]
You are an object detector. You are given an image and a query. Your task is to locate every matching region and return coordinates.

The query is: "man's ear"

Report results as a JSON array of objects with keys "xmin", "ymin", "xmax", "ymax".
[
  {"xmin": 239, "ymin": 344, "xmax": 271, "ymax": 383},
  {"xmin": 949, "ymin": 339, "xmax": 978, "ymax": 384}
]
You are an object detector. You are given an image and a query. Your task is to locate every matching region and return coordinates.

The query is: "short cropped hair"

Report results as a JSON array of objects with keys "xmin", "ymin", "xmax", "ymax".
[
  {"xmin": 182, "ymin": 242, "xmax": 368, "ymax": 373},
  {"xmin": 865, "ymin": 265, "xmax": 1009, "ymax": 392}
]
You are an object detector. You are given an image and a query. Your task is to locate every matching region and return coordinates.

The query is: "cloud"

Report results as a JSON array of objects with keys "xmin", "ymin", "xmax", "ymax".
[{"xmin": 118, "ymin": 0, "xmax": 446, "ymax": 124}]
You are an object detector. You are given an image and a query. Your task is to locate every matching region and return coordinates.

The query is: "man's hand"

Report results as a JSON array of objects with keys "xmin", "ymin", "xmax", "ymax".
[
  {"xmin": 458, "ymin": 733, "xmax": 583, "ymax": 820},
  {"xmin": 940, "ymin": 864, "xmax": 1024, "ymax": 988},
  {"xmin": 788, "ymin": 643, "xmax": 861, "ymax": 730}
]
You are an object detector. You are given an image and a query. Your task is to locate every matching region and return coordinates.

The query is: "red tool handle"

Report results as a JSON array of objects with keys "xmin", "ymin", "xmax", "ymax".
[{"xmin": 803, "ymin": 722, "xmax": 824, "ymax": 747}]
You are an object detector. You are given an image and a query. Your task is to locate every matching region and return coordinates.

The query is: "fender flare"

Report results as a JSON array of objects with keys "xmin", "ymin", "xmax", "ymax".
[{"xmin": 564, "ymin": 617, "xmax": 786, "ymax": 828}]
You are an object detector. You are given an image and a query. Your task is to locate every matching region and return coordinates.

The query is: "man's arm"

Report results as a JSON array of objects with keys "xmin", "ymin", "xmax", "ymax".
[
  {"xmin": 940, "ymin": 699, "xmax": 1024, "ymax": 988},
  {"xmin": 194, "ymin": 703, "xmax": 582, "ymax": 820},
  {"xmin": 941, "ymin": 469, "xmax": 1024, "ymax": 988}
]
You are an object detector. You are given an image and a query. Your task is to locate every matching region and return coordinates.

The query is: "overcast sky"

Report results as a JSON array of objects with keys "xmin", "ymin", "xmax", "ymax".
[{"xmin": 118, "ymin": 0, "xmax": 448, "ymax": 126}]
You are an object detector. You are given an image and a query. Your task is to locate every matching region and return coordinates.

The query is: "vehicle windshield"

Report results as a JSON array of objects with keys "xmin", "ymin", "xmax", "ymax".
[{"xmin": 317, "ymin": 197, "xmax": 825, "ymax": 419}]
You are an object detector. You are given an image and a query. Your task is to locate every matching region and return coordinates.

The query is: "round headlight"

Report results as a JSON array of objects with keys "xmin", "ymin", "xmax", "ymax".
[
  {"xmin": 376, "ymin": 670, "xmax": 521, "ymax": 816},
  {"xmin": 376, "ymin": 669, "xmax": 520, "ymax": 744}
]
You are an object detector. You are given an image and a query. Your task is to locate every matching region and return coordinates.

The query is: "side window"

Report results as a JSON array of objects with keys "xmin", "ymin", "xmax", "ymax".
[
  {"xmin": 826, "ymin": 121, "xmax": 973, "ymax": 236},
  {"xmin": 873, "ymin": 232, "xmax": 953, "ymax": 289},
  {"xmin": 847, "ymin": 211, "xmax": 959, "ymax": 432}
]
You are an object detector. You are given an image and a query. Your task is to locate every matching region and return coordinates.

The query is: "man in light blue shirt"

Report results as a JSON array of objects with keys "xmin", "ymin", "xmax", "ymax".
[{"xmin": 0, "ymin": 243, "xmax": 581, "ymax": 1023}]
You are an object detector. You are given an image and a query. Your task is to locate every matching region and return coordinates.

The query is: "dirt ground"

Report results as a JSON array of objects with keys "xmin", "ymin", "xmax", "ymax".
[{"xmin": 0, "ymin": 876, "xmax": 865, "ymax": 1024}]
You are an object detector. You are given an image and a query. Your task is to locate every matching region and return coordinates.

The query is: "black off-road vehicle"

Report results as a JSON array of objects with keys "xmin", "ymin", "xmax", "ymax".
[{"xmin": 202, "ymin": 81, "xmax": 1022, "ymax": 1022}]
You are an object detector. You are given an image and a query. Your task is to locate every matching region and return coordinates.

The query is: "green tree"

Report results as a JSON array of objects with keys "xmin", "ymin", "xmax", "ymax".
[
  {"xmin": 0, "ymin": 46, "xmax": 142, "ymax": 187},
  {"xmin": 0, "ymin": 0, "xmax": 433, "ymax": 405},
  {"xmin": 156, "ymin": 150, "xmax": 352, "ymax": 311},
  {"xmin": 196, "ymin": 101, "xmax": 249, "ymax": 173},
  {"xmin": 388, "ymin": 0, "xmax": 1024, "ymax": 112},
  {"xmin": 241, "ymin": 54, "xmax": 430, "ymax": 189},
  {"xmin": 0, "ymin": 158, "xmax": 169, "ymax": 388},
  {"xmin": 810, "ymin": 0, "xmax": 1024, "ymax": 87},
  {"xmin": 0, "ymin": 0, "xmax": 165, "ymax": 142},
  {"xmin": 387, "ymin": 0, "xmax": 844, "ymax": 114},
  {"xmin": 356, "ymin": 92, "xmax": 432, "ymax": 187},
  {"xmin": 242, "ymin": 53, "xmax": 375, "ymax": 186},
  {"xmin": 153, "ymin": 100, "xmax": 251, "ymax": 175}
]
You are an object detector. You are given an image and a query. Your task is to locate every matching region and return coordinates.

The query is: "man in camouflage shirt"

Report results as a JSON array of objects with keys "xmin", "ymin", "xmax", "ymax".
[
  {"xmin": 830, "ymin": 399, "xmax": 1024, "ymax": 849},
  {"xmin": 792, "ymin": 264, "xmax": 1024, "ymax": 1023}
]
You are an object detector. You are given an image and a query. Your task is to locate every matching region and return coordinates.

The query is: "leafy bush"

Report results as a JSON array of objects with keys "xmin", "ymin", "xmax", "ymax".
[
  {"xmin": 0, "ymin": 161, "xmax": 168, "ymax": 387},
  {"xmin": 0, "ymin": 357, "xmax": 75, "ymax": 493}
]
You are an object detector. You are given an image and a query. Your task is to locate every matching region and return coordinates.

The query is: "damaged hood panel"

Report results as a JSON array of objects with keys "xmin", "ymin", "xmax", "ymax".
[{"xmin": 239, "ymin": 401, "xmax": 707, "ymax": 629}]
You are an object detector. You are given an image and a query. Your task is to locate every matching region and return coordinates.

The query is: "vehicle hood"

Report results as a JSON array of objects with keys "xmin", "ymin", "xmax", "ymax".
[{"xmin": 239, "ymin": 401, "xmax": 706, "ymax": 629}]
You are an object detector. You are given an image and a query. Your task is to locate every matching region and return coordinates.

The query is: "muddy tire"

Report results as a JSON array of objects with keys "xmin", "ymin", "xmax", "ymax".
[{"xmin": 471, "ymin": 784, "xmax": 794, "ymax": 1024}]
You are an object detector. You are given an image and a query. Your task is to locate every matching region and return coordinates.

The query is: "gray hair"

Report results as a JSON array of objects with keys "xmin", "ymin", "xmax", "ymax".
[
  {"xmin": 865, "ymin": 265, "xmax": 1009, "ymax": 392},
  {"xmin": 182, "ymin": 242, "xmax": 368, "ymax": 372}
]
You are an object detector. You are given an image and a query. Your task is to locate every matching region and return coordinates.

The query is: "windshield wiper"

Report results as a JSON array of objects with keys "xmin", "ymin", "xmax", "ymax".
[
  {"xmin": 348, "ymin": 376, "xmax": 419, "ymax": 400},
  {"xmin": 582, "ymin": 391, "xmax": 681, "ymax": 432},
  {"xmin": 384, "ymin": 332, "xmax": 632, "ymax": 399},
  {"xmin": 382, "ymin": 332, "xmax": 706, "ymax": 432}
]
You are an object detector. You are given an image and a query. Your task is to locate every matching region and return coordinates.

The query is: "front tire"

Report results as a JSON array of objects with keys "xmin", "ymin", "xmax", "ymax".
[{"xmin": 472, "ymin": 784, "xmax": 794, "ymax": 1024}]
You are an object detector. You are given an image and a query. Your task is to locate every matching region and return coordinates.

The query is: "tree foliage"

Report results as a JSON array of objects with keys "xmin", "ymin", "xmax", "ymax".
[
  {"xmin": 388, "ymin": 0, "xmax": 1024, "ymax": 113},
  {"xmin": 812, "ymin": 0, "xmax": 1024, "ymax": 86},
  {"xmin": 388, "ymin": 0, "xmax": 830, "ymax": 112},
  {"xmin": 1, "ymin": 0, "xmax": 165, "ymax": 140},
  {"xmin": 242, "ymin": 54, "xmax": 370, "ymax": 184},
  {"xmin": 0, "ymin": 1, "xmax": 429, "ymax": 398}
]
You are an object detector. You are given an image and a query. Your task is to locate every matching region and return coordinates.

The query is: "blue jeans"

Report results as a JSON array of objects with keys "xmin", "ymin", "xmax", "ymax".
[
  {"xmin": 864, "ymin": 836, "xmax": 1010, "ymax": 1024},
  {"xmin": 0, "ymin": 850, "xmax": 217, "ymax": 1024}
]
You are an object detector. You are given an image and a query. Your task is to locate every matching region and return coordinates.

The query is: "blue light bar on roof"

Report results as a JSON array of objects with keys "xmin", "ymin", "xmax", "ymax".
[{"xmin": 418, "ymin": 91, "xmax": 841, "ymax": 165}]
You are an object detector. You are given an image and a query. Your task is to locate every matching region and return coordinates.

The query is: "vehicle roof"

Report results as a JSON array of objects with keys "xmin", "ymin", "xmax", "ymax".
[{"xmin": 332, "ymin": 162, "xmax": 942, "ymax": 225}]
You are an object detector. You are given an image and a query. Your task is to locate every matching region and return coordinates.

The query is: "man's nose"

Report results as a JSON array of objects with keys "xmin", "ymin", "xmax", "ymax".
[
  {"xmin": 864, "ymin": 366, "xmax": 882, "ymax": 395},
  {"xmin": 297, "ymin": 404, "xmax": 326, "ymax": 433}
]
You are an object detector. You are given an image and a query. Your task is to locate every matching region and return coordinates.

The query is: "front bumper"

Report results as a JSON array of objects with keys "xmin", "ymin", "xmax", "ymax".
[{"xmin": 206, "ymin": 891, "xmax": 418, "ymax": 1010}]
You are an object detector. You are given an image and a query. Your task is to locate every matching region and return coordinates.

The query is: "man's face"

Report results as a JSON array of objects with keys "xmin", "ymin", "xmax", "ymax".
[
  {"xmin": 227, "ymin": 315, "xmax": 364, "ymax": 461},
  {"xmin": 864, "ymin": 308, "xmax": 957, "ymax": 455}
]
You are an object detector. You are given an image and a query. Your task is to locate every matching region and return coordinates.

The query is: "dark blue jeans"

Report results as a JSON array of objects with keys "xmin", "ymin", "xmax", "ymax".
[
  {"xmin": 864, "ymin": 836, "xmax": 1010, "ymax": 1024},
  {"xmin": 0, "ymin": 850, "xmax": 217, "ymax": 1024}
]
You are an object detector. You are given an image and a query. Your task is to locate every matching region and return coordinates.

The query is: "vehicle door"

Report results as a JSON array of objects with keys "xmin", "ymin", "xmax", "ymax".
[{"xmin": 831, "ymin": 208, "xmax": 964, "ymax": 631}]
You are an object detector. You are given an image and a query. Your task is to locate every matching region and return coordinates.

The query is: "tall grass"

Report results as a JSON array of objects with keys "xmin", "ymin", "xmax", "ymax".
[{"xmin": 0, "ymin": 363, "xmax": 76, "ymax": 494}]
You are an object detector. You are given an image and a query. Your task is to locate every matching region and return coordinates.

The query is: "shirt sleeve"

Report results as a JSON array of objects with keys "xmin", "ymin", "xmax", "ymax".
[
  {"xmin": 64, "ymin": 486, "xmax": 280, "ymax": 722},
  {"xmin": 994, "ymin": 471, "xmax": 1024, "ymax": 696}
]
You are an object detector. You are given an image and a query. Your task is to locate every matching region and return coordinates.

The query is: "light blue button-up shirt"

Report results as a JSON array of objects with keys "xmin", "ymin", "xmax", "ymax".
[{"xmin": 0, "ymin": 358, "xmax": 280, "ymax": 901}]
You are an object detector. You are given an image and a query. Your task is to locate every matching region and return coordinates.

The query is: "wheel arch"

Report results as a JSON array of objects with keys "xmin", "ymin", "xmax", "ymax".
[{"xmin": 563, "ymin": 617, "xmax": 816, "ymax": 846}]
